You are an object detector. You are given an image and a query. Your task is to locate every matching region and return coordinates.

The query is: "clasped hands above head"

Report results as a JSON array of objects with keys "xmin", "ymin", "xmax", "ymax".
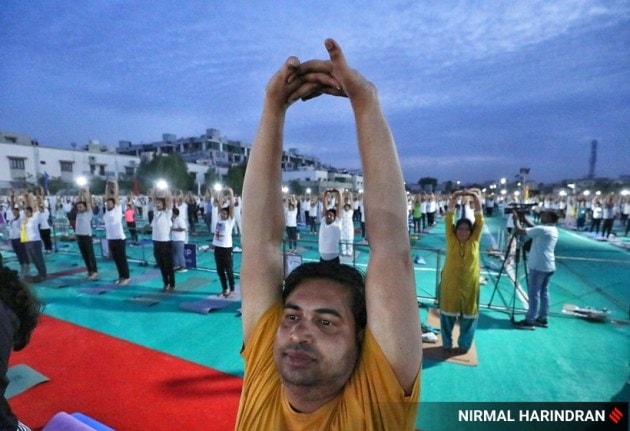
[
  {"xmin": 268, "ymin": 38, "xmax": 374, "ymax": 107},
  {"xmin": 282, "ymin": 60, "xmax": 346, "ymax": 105},
  {"xmin": 454, "ymin": 189, "xmax": 478, "ymax": 197}
]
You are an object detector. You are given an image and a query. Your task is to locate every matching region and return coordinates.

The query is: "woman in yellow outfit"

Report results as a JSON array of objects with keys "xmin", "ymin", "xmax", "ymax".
[{"xmin": 439, "ymin": 189, "xmax": 484, "ymax": 354}]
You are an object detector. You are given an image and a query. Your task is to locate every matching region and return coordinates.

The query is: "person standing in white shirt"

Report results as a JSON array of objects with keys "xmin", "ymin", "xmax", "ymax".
[
  {"xmin": 7, "ymin": 192, "xmax": 29, "ymax": 278},
  {"xmin": 319, "ymin": 190, "xmax": 342, "ymax": 263},
  {"xmin": 513, "ymin": 210, "xmax": 559, "ymax": 329},
  {"xmin": 21, "ymin": 197, "xmax": 47, "ymax": 282},
  {"xmin": 36, "ymin": 196, "xmax": 53, "ymax": 254},
  {"xmin": 284, "ymin": 195, "xmax": 298, "ymax": 251},
  {"xmin": 75, "ymin": 187, "xmax": 98, "ymax": 280},
  {"xmin": 103, "ymin": 179, "xmax": 130, "ymax": 285},
  {"xmin": 213, "ymin": 188, "xmax": 236, "ymax": 297},
  {"xmin": 151, "ymin": 190, "xmax": 175, "ymax": 291},
  {"xmin": 340, "ymin": 192, "xmax": 354, "ymax": 257},
  {"xmin": 171, "ymin": 207, "xmax": 188, "ymax": 273}
]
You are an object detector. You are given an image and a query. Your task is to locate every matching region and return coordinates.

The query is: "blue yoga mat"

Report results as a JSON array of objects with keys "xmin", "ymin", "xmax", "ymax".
[
  {"xmin": 6, "ymin": 363, "xmax": 50, "ymax": 399},
  {"xmin": 78, "ymin": 284, "xmax": 119, "ymax": 295},
  {"xmin": 179, "ymin": 297, "xmax": 235, "ymax": 314}
]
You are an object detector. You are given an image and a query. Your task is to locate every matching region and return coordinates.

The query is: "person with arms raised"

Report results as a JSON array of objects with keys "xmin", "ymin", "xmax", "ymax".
[{"xmin": 236, "ymin": 38, "xmax": 421, "ymax": 430}]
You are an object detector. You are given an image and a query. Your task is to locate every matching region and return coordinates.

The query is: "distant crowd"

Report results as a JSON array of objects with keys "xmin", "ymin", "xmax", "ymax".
[{"xmin": 1, "ymin": 186, "xmax": 629, "ymax": 246}]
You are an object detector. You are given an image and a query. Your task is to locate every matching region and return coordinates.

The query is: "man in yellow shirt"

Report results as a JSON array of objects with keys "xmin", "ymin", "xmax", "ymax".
[{"xmin": 236, "ymin": 38, "xmax": 422, "ymax": 430}]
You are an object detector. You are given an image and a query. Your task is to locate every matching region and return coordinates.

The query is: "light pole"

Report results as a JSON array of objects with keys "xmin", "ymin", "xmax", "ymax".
[{"xmin": 156, "ymin": 179, "xmax": 168, "ymax": 191}]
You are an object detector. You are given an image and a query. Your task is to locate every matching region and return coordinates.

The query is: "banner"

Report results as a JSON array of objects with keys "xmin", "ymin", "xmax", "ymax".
[{"xmin": 184, "ymin": 243, "xmax": 197, "ymax": 268}]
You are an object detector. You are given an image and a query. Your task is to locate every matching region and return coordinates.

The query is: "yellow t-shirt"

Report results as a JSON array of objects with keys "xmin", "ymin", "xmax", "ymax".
[{"xmin": 235, "ymin": 303, "xmax": 420, "ymax": 431}]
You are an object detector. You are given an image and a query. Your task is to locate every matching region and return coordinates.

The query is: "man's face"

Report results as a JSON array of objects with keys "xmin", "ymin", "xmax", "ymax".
[
  {"xmin": 106, "ymin": 200, "xmax": 114, "ymax": 210},
  {"xmin": 77, "ymin": 203, "xmax": 86, "ymax": 213},
  {"xmin": 273, "ymin": 279, "xmax": 360, "ymax": 393},
  {"xmin": 155, "ymin": 200, "xmax": 164, "ymax": 211},
  {"xmin": 325, "ymin": 211, "xmax": 335, "ymax": 225},
  {"xmin": 220, "ymin": 209, "xmax": 229, "ymax": 220}
]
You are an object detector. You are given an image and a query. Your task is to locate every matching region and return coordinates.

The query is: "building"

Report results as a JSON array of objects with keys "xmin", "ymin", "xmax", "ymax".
[
  {"xmin": 116, "ymin": 128, "xmax": 249, "ymax": 171},
  {"xmin": 0, "ymin": 131, "xmax": 207, "ymax": 192},
  {"xmin": 282, "ymin": 166, "xmax": 364, "ymax": 195},
  {"xmin": 1, "ymin": 129, "xmax": 364, "ymax": 195}
]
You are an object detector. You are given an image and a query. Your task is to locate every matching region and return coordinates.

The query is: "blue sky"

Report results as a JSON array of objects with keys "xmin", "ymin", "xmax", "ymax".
[{"xmin": 2, "ymin": 1, "xmax": 629, "ymax": 185}]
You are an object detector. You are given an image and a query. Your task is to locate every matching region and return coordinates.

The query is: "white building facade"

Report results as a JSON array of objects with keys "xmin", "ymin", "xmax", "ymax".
[
  {"xmin": 1, "ymin": 129, "xmax": 364, "ymax": 194},
  {"xmin": 0, "ymin": 131, "xmax": 208, "ymax": 191}
]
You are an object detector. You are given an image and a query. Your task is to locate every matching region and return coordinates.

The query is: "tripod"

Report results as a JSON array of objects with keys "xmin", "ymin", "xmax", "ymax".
[{"xmin": 487, "ymin": 232, "xmax": 529, "ymax": 321}]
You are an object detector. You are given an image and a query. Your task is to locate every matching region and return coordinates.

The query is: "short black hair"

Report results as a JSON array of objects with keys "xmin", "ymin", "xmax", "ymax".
[
  {"xmin": 0, "ymin": 267, "xmax": 40, "ymax": 351},
  {"xmin": 542, "ymin": 210, "xmax": 559, "ymax": 223},
  {"xmin": 283, "ymin": 261, "xmax": 366, "ymax": 334},
  {"xmin": 455, "ymin": 218, "xmax": 473, "ymax": 231},
  {"xmin": 172, "ymin": 207, "xmax": 179, "ymax": 216}
]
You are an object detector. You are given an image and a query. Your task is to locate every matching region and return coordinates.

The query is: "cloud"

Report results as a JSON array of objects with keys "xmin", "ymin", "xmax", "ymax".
[{"xmin": 1, "ymin": 0, "xmax": 628, "ymax": 184}]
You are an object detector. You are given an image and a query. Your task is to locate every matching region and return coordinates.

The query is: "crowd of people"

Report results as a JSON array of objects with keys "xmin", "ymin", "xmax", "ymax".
[{"xmin": 0, "ymin": 37, "xmax": 629, "ymax": 430}]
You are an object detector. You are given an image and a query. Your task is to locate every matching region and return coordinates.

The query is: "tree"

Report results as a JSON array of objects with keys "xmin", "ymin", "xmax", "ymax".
[
  {"xmin": 89, "ymin": 177, "xmax": 107, "ymax": 195},
  {"xmin": 135, "ymin": 153, "xmax": 194, "ymax": 193},
  {"xmin": 592, "ymin": 179, "xmax": 615, "ymax": 195},
  {"xmin": 224, "ymin": 162, "xmax": 247, "ymax": 195},
  {"xmin": 10, "ymin": 173, "xmax": 37, "ymax": 192},
  {"xmin": 204, "ymin": 167, "xmax": 220, "ymax": 189},
  {"xmin": 289, "ymin": 180, "xmax": 304, "ymax": 196},
  {"xmin": 418, "ymin": 177, "xmax": 438, "ymax": 192},
  {"xmin": 37, "ymin": 174, "xmax": 70, "ymax": 194}
]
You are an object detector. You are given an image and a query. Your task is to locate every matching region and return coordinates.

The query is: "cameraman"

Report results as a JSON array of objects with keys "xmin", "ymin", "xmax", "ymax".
[{"xmin": 512, "ymin": 209, "xmax": 559, "ymax": 329}]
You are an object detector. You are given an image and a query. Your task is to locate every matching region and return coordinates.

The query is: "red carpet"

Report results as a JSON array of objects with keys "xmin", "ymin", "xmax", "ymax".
[{"xmin": 9, "ymin": 315, "xmax": 242, "ymax": 430}]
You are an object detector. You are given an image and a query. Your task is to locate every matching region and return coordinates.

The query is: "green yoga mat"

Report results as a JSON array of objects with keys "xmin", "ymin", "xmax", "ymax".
[{"xmin": 6, "ymin": 363, "xmax": 50, "ymax": 399}]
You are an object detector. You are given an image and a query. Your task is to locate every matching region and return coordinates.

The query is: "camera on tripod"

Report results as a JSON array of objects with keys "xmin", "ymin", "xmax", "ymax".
[{"xmin": 503, "ymin": 203, "xmax": 537, "ymax": 217}]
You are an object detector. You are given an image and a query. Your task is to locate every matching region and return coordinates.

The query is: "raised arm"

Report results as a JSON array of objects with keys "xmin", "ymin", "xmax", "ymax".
[
  {"xmin": 448, "ymin": 190, "xmax": 462, "ymax": 212},
  {"xmin": 153, "ymin": 186, "xmax": 173, "ymax": 209},
  {"xmin": 298, "ymin": 39, "xmax": 421, "ymax": 392},
  {"xmin": 79, "ymin": 187, "xmax": 93, "ymax": 211},
  {"xmin": 9, "ymin": 189, "xmax": 17, "ymax": 209},
  {"xmin": 350, "ymin": 54, "xmax": 421, "ymax": 392},
  {"xmin": 105, "ymin": 179, "xmax": 119, "ymax": 205},
  {"xmin": 24, "ymin": 192, "xmax": 36, "ymax": 210},
  {"xmin": 240, "ymin": 56, "xmax": 336, "ymax": 343},
  {"xmin": 333, "ymin": 189, "xmax": 341, "ymax": 214},
  {"xmin": 468, "ymin": 189, "xmax": 483, "ymax": 213},
  {"xmin": 225, "ymin": 187, "xmax": 235, "ymax": 219}
]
